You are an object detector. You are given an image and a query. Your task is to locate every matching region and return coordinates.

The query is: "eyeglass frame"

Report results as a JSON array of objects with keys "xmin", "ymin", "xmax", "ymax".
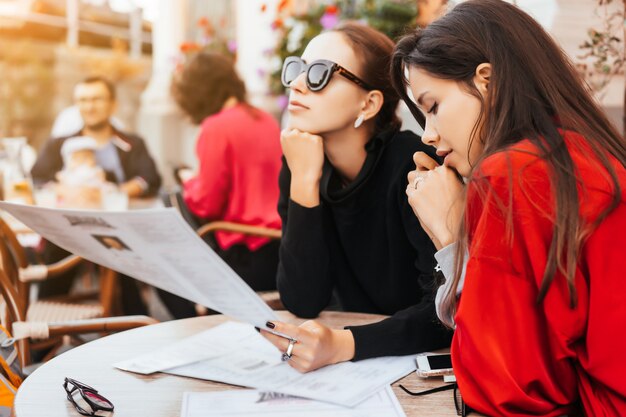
[
  {"xmin": 399, "ymin": 383, "xmax": 472, "ymax": 416},
  {"xmin": 63, "ymin": 377, "xmax": 114, "ymax": 416},
  {"xmin": 281, "ymin": 56, "xmax": 375, "ymax": 92}
]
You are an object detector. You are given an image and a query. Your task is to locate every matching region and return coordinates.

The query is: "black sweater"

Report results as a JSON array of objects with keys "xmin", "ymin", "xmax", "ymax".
[{"xmin": 277, "ymin": 129, "xmax": 452, "ymax": 360}]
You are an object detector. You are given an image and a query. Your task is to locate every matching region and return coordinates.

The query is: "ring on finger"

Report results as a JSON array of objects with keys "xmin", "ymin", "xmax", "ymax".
[
  {"xmin": 282, "ymin": 339, "xmax": 297, "ymax": 361},
  {"xmin": 412, "ymin": 175, "xmax": 425, "ymax": 189}
]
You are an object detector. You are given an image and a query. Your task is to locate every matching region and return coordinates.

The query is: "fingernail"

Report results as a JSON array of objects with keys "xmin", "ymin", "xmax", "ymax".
[
  {"xmin": 254, "ymin": 326, "xmax": 260, "ymax": 333},
  {"xmin": 266, "ymin": 321, "xmax": 275, "ymax": 329}
]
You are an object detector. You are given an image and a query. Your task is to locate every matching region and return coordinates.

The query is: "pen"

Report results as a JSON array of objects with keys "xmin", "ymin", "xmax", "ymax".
[{"xmin": 254, "ymin": 326, "xmax": 298, "ymax": 343}]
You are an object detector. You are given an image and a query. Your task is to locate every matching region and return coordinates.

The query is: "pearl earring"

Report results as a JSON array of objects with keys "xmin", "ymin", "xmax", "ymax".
[{"xmin": 354, "ymin": 114, "xmax": 364, "ymax": 129}]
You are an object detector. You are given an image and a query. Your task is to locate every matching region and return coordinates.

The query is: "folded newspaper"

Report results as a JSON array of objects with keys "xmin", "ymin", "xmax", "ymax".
[{"xmin": 0, "ymin": 202, "xmax": 277, "ymax": 329}]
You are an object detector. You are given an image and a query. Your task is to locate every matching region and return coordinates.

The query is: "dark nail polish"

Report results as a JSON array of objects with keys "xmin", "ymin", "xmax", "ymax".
[
  {"xmin": 254, "ymin": 327, "xmax": 260, "ymax": 333},
  {"xmin": 266, "ymin": 321, "xmax": 275, "ymax": 329}
]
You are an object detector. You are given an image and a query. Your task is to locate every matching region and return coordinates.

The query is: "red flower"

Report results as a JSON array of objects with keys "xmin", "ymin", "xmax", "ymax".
[
  {"xmin": 197, "ymin": 17, "xmax": 209, "ymax": 27},
  {"xmin": 260, "ymin": 3, "xmax": 267, "ymax": 12},
  {"xmin": 278, "ymin": 0, "xmax": 290, "ymax": 12},
  {"xmin": 179, "ymin": 42, "xmax": 201, "ymax": 53},
  {"xmin": 271, "ymin": 18, "xmax": 284, "ymax": 30},
  {"xmin": 325, "ymin": 5, "xmax": 338, "ymax": 14}
]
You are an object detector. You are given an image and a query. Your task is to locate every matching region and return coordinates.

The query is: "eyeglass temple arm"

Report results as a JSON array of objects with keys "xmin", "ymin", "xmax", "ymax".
[{"xmin": 335, "ymin": 66, "xmax": 375, "ymax": 90}]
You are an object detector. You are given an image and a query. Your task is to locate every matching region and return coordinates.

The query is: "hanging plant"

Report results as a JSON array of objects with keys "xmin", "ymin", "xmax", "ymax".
[{"xmin": 576, "ymin": 0, "xmax": 624, "ymax": 99}]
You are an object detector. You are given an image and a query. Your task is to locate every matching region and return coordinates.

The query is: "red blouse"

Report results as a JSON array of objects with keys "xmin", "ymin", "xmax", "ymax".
[
  {"xmin": 453, "ymin": 131, "xmax": 626, "ymax": 416},
  {"xmin": 183, "ymin": 104, "xmax": 282, "ymax": 251}
]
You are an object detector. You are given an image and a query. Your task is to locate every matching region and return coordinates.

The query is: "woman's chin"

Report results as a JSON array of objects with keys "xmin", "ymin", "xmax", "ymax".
[{"xmin": 285, "ymin": 119, "xmax": 320, "ymax": 135}]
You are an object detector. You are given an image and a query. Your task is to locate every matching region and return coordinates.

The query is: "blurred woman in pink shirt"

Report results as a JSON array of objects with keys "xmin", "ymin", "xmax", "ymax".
[{"xmin": 164, "ymin": 52, "xmax": 282, "ymax": 318}]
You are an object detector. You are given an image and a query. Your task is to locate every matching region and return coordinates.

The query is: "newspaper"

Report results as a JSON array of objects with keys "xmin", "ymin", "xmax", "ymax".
[
  {"xmin": 0, "ymin": 202, "xmax": 278, "ymax": 329},
  {"xmin": 2, "ymin": 202, "xmax": 416, "ymax": 407},
  {"xmin": 181, "ymin": 386, "xmax": 407, "ymax": 417},
  {"xmin": 118, "ymin": 321, "xmax": 416, "ymax": 408}
]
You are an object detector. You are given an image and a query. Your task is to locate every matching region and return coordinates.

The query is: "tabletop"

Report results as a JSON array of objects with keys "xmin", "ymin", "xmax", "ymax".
[{"xmin": 13, "ymin": 311, "xmax": 466, "ymax": 417}]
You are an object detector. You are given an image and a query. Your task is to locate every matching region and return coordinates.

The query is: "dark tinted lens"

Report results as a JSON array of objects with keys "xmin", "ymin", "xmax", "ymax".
[
  {"xmin": 283, "ymin": 60, "xmax": 303, "ymax": 85},
  {"xmin": 307, "ymin": 63, "xmax": 331, "ymax": 90}
]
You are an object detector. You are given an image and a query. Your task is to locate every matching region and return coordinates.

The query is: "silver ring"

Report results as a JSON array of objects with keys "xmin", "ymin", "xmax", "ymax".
[
  {"xmin": 281, "ymin": 339, "xmax": 296, "ymax": 361},
  {"xmin": 412, "ymin": 175, "xmax": 425, "ymax": 189}
]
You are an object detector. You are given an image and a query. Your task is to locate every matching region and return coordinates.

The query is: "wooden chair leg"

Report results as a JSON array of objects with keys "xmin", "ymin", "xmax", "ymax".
[{"xmin": 99, "ymin": 267, "xmax": 118, "ymax": 317}]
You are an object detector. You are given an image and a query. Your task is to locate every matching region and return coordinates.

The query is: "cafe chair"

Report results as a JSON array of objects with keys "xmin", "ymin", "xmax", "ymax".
[
  {"xmin": 0, "ymin": 265, "xmax": 156, "ymax": 369},
  {"xmin": 196, "ymin": 221, "xmax": 283, "ymax": 310},
  {"xmin": 0, "ymin": 216, "xmax": 156, "ymax": 367}
]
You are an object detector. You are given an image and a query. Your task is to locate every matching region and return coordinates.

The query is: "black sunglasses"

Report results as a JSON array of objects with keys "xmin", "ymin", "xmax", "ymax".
[
  {"xmin": 399, "ymin": 383, "xmax": 473, "ymax": 416},
  {"xmin": 64, "ymin": 377, "xmax": 114, "ymax": 416},
  {"xmin": 281, "ymin": 56, "xmax": 374, "ymax": 92}
]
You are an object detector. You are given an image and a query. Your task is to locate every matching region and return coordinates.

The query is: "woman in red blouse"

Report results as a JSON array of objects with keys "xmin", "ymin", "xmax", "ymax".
[
  {"xmin": 391, "ymin": 0, "xmax": 626, "ymax": 415},
  {"xmin": 164, "ymin": 53, "xmax": 282, "ymax": 318}
]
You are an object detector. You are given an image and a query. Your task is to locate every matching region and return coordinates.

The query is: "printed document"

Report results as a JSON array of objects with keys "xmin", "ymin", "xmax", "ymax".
[
  {"xmin": 0, "ymin": 202, "xmax": 278, "ymax": 329},
  {"xmin": 123, "ymin": 321, "xmax": 415, "ymax": 407},
  {"xmin": 181, "ymin": 386, "xmax": 407, "ymax": 417}
]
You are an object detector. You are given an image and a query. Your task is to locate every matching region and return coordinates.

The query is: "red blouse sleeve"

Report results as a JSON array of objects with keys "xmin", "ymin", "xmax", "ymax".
[{"xmin": 183, "ymin": 122, "xmax": 230, "ymax": 220}]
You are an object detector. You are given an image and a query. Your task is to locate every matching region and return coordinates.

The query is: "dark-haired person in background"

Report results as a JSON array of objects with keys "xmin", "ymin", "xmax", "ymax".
[
  {"xmin": 161, "ymin": 52, "xmax": 282, "ymax": 318},
  {"xmin": 392, "ymin": 0, "xmax": 626, "ymax": 415},
  {"xmin": 259, "ymin": 22, "xmax": 451, "ymax": 373}
]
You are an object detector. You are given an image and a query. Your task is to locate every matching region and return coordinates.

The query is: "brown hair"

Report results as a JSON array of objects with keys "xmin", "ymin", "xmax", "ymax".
[
  {"xmin": 172, "ymin": 52, "xmax": 248, "ymax": 124},
  {"xmin": 332, "ymin": 22, "xmax": 401, "ymax": 133},
  {"xmin": 391, "ymin": 0, "xmax": 626, "ymax": 327},
  {"xmin": 79, "ymin": 76, "xmax": 116, "ymax": 100}
]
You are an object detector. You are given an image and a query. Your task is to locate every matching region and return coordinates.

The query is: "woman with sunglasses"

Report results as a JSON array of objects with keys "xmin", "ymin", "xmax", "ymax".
[
  {"xmin": 260, "ymin": 22, "xmax": 452, "ymax": 372},
  {"xmin": 392, "ymin": 1, "xmax": 626, "ymax": 415}
]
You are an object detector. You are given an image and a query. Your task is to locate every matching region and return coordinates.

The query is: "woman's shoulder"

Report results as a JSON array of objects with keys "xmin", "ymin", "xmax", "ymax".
[
  {"xmin": 476, "ymin": 139, "xmax": 544, "ymax": 179},
  {"xmin": 472, "ymin": 132, "xmax": 626, "ymax": 210},
  {"xmin": 201, "ymin": 104, "xmax": 279, "ymax": 130},
  {"xmin": 477, "ymin": 131, "xmax": 624, "ymax": 181}
]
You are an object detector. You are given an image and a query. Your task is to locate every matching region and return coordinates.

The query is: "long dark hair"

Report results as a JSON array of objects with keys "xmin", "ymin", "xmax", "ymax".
[
  {"xmin": 333, "ymin": 22, "xmax": 401, "ymax": 133},
  {"xmin": 171, "ymin": 52, "xmax": 249, "ymax": 124},
  {"xmin": 391, "ymin": 0, "xmax": 626, "ymax": 327}
]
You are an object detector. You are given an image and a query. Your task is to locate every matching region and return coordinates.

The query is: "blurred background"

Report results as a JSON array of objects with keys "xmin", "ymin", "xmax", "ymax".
[{"xmin": 0, "ymin": 0, "xmax": 623, "ymax": 189}]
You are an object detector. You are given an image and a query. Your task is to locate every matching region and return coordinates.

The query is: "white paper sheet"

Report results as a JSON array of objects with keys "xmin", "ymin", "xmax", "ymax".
[
  {"xmin": 0, "ymin": 202, "xmax": 278, "ymax": 329},
  {"xmin": 157, "ymin": 322, "xmax": 415, "ymax": 408},
  {"xmin": 181, "ymin": 386, "xmax": 407, "ymax": 417},
  {"xmin": 114, "ymin": 329, "xmax": 232, "ymax": 374}
]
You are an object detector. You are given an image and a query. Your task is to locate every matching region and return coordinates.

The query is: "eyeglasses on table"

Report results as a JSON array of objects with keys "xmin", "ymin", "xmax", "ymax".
[
  {"xmin": 63, "ymin": 377, "xmax": 114, "ymax": 416},
  {"xmin": 399, "ymin": 382, "xmax": 473, "ymax": 416}
]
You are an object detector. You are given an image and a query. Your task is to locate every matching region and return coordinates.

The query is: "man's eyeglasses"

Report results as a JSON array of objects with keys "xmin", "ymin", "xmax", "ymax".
[
  {"xmin": 281, "ymin": 56, "xmax": 374, "ymax": 92},
  {"xmin": 75, "ymin": 96, "xmax": 111, "ymax": 105},
  {"xmin": 64, "ymin": 377, "xmax": 114, "ymax": 416},
  {"xmin": 399, "ymin": 383, "xmax": 472, "ymax": 416}
]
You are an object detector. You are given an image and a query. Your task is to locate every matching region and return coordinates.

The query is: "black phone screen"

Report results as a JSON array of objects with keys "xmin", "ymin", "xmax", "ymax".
[{"xmin": 427, "ymin": 354, "xmax": 452, "ymax": 369}]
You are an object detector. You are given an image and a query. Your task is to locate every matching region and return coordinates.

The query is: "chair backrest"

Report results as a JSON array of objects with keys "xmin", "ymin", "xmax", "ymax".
[
  {"xmin": 196, "ymin": 221, "xmax": 282, "ymax": 240},
  {"xmin": 0, "ymin": 215, "xmax": 119, "ymax": 320},
  {"xmin": 0, "ymin": 267, "xmax": 30, "ymax": 367},
  {"xmin": 0, "ymin": 217, "xmax": 29, "ymax": 318}
]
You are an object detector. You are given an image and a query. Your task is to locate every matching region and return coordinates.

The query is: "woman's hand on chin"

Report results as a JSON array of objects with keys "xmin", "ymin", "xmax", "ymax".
[
  {"xmin": 406, "ymin": 152, "xmax": 465, "ymax": 249},
  {"xmin": 281, "ymin": 128, "xmax": 325, "ymax": 207},
  {"xmin": 260, "ymin": 320, "xmax": 355, "ymax": 373}
]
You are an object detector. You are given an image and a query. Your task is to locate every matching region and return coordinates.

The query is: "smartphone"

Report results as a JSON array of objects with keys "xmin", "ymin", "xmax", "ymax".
[{"xmin": 415, "ymin": 352, "xmax": 454, "ymax": 377}]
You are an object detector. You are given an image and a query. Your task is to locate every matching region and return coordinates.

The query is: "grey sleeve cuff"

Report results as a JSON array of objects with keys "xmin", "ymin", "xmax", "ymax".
[
  {"xmin": 434, "ymin": 242, "xmax": 459, "ymax": 281},
  {"xmin": 434, "ymin": 242, "xmax": 469, "ymax": 325}
]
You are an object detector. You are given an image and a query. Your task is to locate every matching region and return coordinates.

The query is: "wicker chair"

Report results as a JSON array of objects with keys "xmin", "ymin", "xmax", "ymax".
[
  {"xmin": 196, "ymin": 221, "xmax": 283, "ymax": 310},
  {"xmin": 0, "ymin": 216, "xmax": 156, "ymax": 367}
]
